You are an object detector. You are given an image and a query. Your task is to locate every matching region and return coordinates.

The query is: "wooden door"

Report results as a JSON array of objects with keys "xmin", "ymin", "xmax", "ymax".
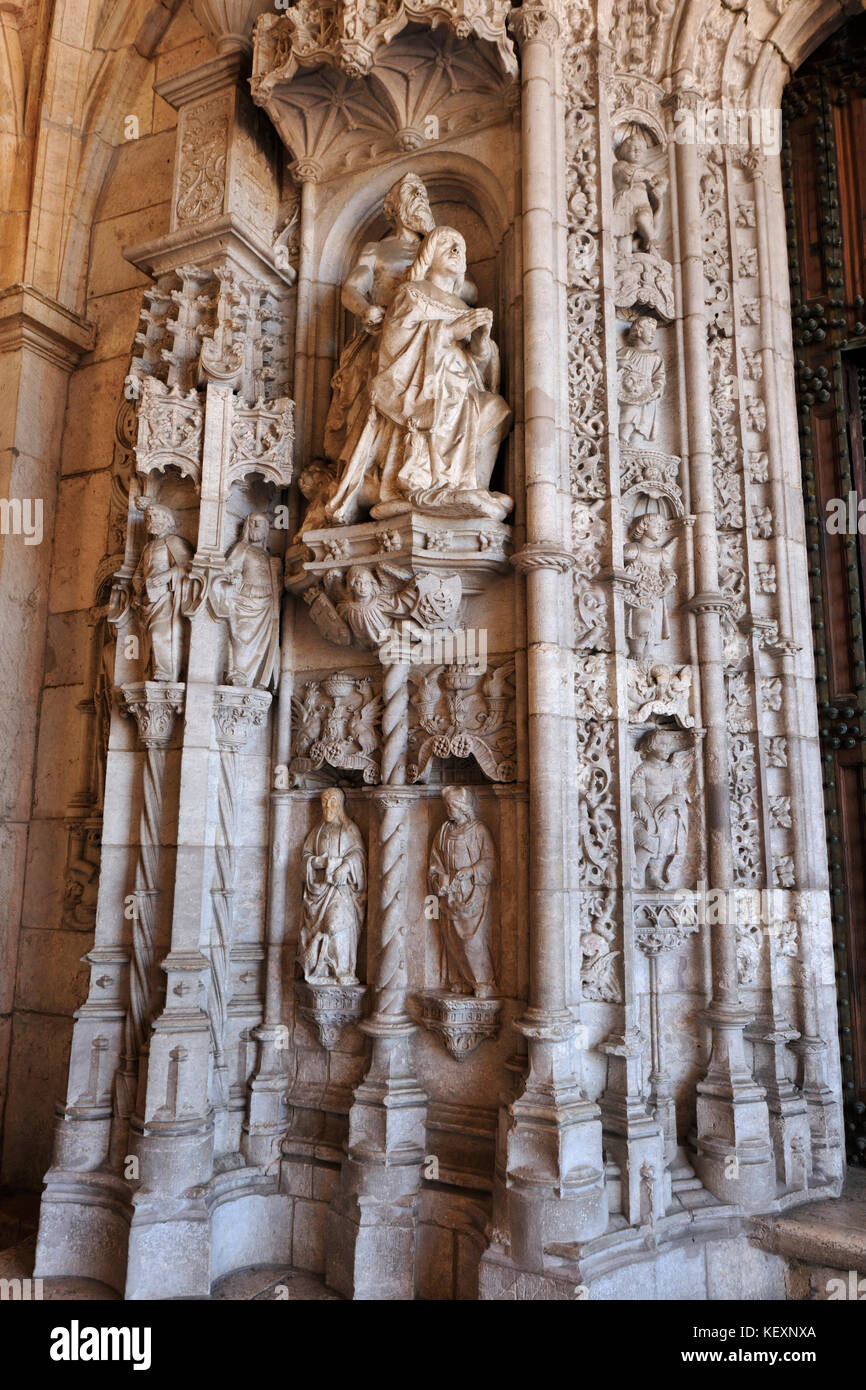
[{"xmin": 783, "ymin": 14, "xmax": 866, "ymax": 1165}]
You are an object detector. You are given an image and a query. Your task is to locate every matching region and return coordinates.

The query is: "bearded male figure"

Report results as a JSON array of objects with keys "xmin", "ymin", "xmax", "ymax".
[
  {"xmin": 210, "ymin": 512, "xmax": 282, "ymax": 690},
  {"xmin": 369, "ymin": 225, "xmax": 512, "ymax": 520},
  {"xmin": 324, "ymin": 175, "xmax": 435, "ymax": 480},
  {"xmin": 428, "ymin": 786, "xmax": 498, "ymax": 998},
  {"xmin": 324, "ymin": 174, "xmax": 477, "ymax": 523},
  {"xmin": 131, "ymin": 500, "xmax": 193, "ymax": 682},
  {"xmin": 298, "ymin": 788, "xmax": 367, "ymax": 986}
]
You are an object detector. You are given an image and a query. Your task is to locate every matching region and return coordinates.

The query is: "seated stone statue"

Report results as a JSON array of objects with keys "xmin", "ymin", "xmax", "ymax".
[
  {"xmin": 298, "ymin": 787, "xmax": 367, "ymax": 987},
  {"xmin": 327, "ymin": 226, "xmax": 512, "ymax": 524}
]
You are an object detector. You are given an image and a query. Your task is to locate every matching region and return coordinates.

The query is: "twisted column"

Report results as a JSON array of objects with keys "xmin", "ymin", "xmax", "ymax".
[
  {"xmin": 210, "ymin": 689, "xmax": 271, "ymax": 1116},
  {"xmin": 372, "ymin": 791, "xmax": 410, "ymax": 1019},
  {"xmin": 379, "ymin": 659, "xmax": 408, "ymax": 787},
  {"xmin": 122, "ymin": 684, "xmax": 184, "ymax": 1087}
]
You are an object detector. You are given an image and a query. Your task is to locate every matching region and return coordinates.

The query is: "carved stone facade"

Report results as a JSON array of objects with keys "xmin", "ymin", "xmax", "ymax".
[{"xmin": 0, "ymin": 0, "xmax": 856, "ymax": 1304}]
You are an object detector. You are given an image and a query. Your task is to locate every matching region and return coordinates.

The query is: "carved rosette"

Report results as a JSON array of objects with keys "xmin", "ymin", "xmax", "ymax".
[
  {"xmin": 212, "ymin": 687, "xmax": 272, "ymax": 750},
  {"xmin": 122, "ymin": 682, "xmax": 185, "ymax": 747},
  {"xmin": 413, "ymin": 990, "xmax": 502, "ymax": 1060},
  {"xmin": 294, "ymin": 980, "xmax": 367, "ymax": 1050}
]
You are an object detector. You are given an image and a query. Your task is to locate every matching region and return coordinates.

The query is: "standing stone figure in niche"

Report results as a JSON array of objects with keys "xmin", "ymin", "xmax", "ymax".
[
  {"xmin": 131, "ymin": 500, "xmax": 193, "ymax": 682},
  {"xmin": 298, "ymin": 787, "xmax": 366, "ymax": 986},
  {"xmin": 210, "ymin": 512, "xmax": 281, "ymax": 689},
  {"xmin": 332, "ymin": 226, "xmax": 512, "ymax": 523},
  {"xmin": 623, "ymin": 513, "xmax": 677, "ymax": 657},
  {"xmin": 428, "ymin": 786, "xmax": 498, "ymax": 999},
  {"xmin": 324, "ymin": 172, "xmax": 478, "ymax": 523},
  {"xmin": 617, "ymin": 316, "xmax": 665, "ymax": 445},
  {"xmin": 612, "ymin": 129, "xmax": 667, "ymax": 258},
  {"xmin": 631, "ymin": 730, "xmax": 692, "ymax": 889}
]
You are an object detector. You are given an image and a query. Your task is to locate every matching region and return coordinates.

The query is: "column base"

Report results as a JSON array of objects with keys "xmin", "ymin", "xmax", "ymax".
[
  {"xmin": 241, "ymin": 1024, "xmax": 290, "ymax": 1167},
  {"xmin": 694, "ymin": 1005, "xmax": 775, "ymax": 1209},
  {"xmin": 325, "ymin": 1017, "xmax": 428, "ymax": 1300},
  {"xmin": 502, "ymin": 1012, "xmax": 608, "ymax": 1268}
]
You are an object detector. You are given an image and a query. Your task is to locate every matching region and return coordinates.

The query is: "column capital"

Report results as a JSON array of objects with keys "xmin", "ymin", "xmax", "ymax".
[{"xmin": 508, "ymin": 0, "xmax": 563, "ymax": 51}]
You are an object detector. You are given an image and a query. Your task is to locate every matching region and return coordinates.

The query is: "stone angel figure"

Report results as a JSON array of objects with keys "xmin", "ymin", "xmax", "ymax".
[
  {"xmin": 209, "ymin": 512, "xmax": 282, "ymax": 690},
  {"xmin": 428, "ymin": 786, "xmax": 498, "ymax": 999},
  {"xmin": 631, "ymin": 730, "xmax": 693, "ymax": 890},
  {"xmin": 628, "ymin": 663, "xmax": 694, "ymax": 728},
  {"xmin": 298, "ymin": 788, "xmax": 367, "ymax": 986},
  {"xmin": 303, "ymin": 563, "xmax": 415, "ymax": 650},
  {"xmin": 130, "ymin": 499, "xmax": 193, "ymax": 682},
  {"xmin": 327, "ymin": 226, "xmax": 512, "ymax": 525}
]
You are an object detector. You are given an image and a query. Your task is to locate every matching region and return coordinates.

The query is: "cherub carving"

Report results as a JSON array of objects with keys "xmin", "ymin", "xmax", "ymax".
[
  {"xmin": 628, "ymin": 662, "xmax": 694, "ymax": 728},
  {"xmin": 303, "ymin": 564, "xmax": 415, "ymax": 650}
]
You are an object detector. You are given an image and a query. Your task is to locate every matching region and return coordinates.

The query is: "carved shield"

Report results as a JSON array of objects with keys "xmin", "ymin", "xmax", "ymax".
[
  {"xmin": 305, "ymin": 588, "xmax": 352, "ymax": 646},
  {"xmin": 413, "ymin": 572, "xmax": 462, "ymax": 629}
]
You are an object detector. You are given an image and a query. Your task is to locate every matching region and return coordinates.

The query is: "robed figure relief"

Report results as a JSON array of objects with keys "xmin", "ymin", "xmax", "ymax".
[
  {"xmin": 131, "ymin": 500, "xmax": 192, "ymax": 682},
  {"xmin": 428, "ymin": 787, "xmax": 498, "ymax": 998},
  {"xmin": 328, "ymin": 226, "xmax": 512, "ymax": 525},
  {"xmin": 210, "ymin": 512, "xmax": 282, "ymax": 689},
  {"xmin": 298, "ymin": 788, "xmax": 367, "ymax": 986}
]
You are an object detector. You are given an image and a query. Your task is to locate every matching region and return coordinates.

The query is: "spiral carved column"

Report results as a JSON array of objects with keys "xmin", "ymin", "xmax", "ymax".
[
  {"xmin": 210, "ymin": 689, "xmax": 271, "ymax": 1142},
  {"xmin": 119, "ymin": 683, "xmax": 185, "ymax": 1123}
]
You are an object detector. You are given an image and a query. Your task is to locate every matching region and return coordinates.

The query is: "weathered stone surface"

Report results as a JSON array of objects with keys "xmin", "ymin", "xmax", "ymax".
[{"xmin": 0, "ymin": 0, "xmax": 857, "ymax": 1306}]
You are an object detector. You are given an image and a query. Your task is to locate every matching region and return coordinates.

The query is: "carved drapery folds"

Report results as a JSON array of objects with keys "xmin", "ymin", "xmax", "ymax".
[{"xmin": 39, "ymin": 0, "xmax": 848, "ymax": 1305}]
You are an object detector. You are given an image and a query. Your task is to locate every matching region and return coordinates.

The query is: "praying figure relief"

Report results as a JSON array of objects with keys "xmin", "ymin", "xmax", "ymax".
[
  {"xmin": 298, "ymin": 788, "xmax": 366, "ymax": 986},
  {"xmin": 131, "ymin": 501, "xmax": 193, "ymax": 681},
  {"xmin": 428, "ymin": 787, "xmax": 498, "ymax": 998},
  {"xmin": 210, "ymin": 512, "xmax": 281, "ymax": 689},
  {"xmin": 327, "ymin": 225, "xmax": 512, "ymax": 525},
  {"xmin": 631, "ymin": 731, "xmax": 692, "ymax": 889},
  {"xmin": 623, "ymin": 513, "xmax": 677, "ymax": 657},
  {"xmin": 617, "ymin": 316, "xmax": 665, "ymax": 445}
]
